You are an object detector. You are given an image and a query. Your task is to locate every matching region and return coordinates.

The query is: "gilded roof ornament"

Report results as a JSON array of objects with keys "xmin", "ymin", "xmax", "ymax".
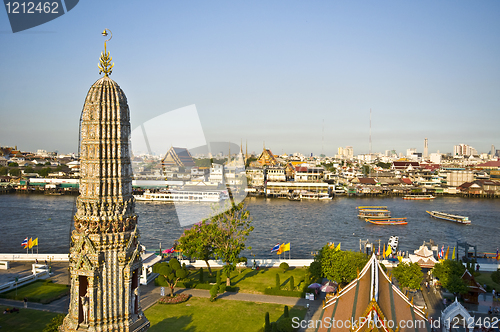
[{"xmin": 98, "ymin": 29, "xmax": 114, "ymax": 76}]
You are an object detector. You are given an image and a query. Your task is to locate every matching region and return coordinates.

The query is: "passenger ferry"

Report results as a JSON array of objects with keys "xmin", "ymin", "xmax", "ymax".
[
  {"xmin": 134, "ymin": 189, "xmax": 229, "ymax": 203},
  {"xmin": 366, "ymin": 218, "xmax": 407, "ymax": 225},
  {"xmin": 426, "ymin": 211, "xmax": 471, "ymax": 224},
  {"xmin": 403, "ymin": 194, "xmax": 435, "ymax": 200},
  {"xmin": 357, "ymin": 209, "xmax": 391, "ymax": 219}
]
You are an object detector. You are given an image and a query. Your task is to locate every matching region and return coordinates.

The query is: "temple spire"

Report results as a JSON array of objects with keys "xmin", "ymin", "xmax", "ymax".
[{"xmin": 98, "ymin": 29, "xmax": 114, "ymax": 76}]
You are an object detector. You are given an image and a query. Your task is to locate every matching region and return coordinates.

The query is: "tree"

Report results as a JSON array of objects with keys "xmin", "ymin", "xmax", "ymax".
[
  {"xmin": 0, "ymin": 167, "xmax": 8, "ymax": 176},
  {"xmin": 392, "ymin": 262, "xmax": 423, "ymax": 291},
  {"xmin": 24, "ymin": 166, "xmax": 35, "ymax": 174},
  {"xmin": 157, "ymin": 258, "xmax": 188, "ymax": 297},
  {"xmin": 433, "ymin": 260, "xmax": 467, "ymax": 295},
  {"xmin": 492, "ymin": 268, "xmax": 500, "ymax": 285},
  {"xmin": 8, "ymin": 162, "xmax": 18, "ymax": 167},
  {"xmin": 38, "ymin": 167, "xmax": 52, "ymax": 177},
  {"xmin": 209, "ymin": 202, "xmax": 254, "ymax": 286},
  {"xmin": 9, "ymin": 168, "xmax": 20, "ymax": 177},
  {"xmin": 317, "ymin": 245, "xmax": 369, "ymax": 286},
  {"xmin": 177, "ymin": 221, "xmax": 216, "ymax": 275},
  {"xmin": 279, "ymin": 262, "xmax": 289, "ymax": 273}
]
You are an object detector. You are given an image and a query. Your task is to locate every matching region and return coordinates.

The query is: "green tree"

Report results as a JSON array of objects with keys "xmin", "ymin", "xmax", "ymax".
[
  {"xmin": 392, "ymin": 262, "xmax": 423, "ymax": 291},
  {"xmin": 276, "ymin": 273, "xmax": 281, "ymax": 289},
  {"xmin": 45, "ymin": 161, "xmax": 52, "ymax": 166},
  {"xmin": 289, "ymin": 276, "xmax": 294, "ymax": 291},
  {"xmin": 209, "ymin": 202, "xmax": 254, "ymax": 286},
  {"xmin": 24, "ymin": 166, "xmax": 35, "ymax": 173},
  {"xmin": 38, "ymin": 167, "xmax": 52, "ymax": 177},
  {"xmin": 0, "ymin": 167, "xmax": 8, "ymax": 176},
  {"xmin": 376, "ymin": 162, "xmax": 392, "ymax": 169},
  {"xmin": 177, "ymin": 221, "xmax": 215, "ymax": 275},
  {"xmin": 279, "ymin": 262, "xmax": 289, "ymax": 273},
  {"xmin": 157, "ymin": 258, "xmax": 188, "ymax": 297},
  {"xmin": 433, "ymin": 260, "xmax": 467, "ymax": 295},
  {"xmin": 9, "ymin": 168, "xmax": 20, "ymax": 176},
  {"xmin": 317, "ymin": 245, "xmax": 369, "ymax": 286},
  {"xmin": 8, "ymin": 162, "xmax": 18, "ymax": 167},
  {"xmin": 43, "ymin": 314, "xmax": 65, "ymax": 332}
]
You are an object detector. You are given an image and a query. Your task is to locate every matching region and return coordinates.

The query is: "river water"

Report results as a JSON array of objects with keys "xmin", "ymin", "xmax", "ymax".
[{"xmin": 0, "ymin": 194, "xmax": 498, "ymax": 259}]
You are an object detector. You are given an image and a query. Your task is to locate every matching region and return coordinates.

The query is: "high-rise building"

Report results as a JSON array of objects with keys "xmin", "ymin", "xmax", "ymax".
[
  {"xmin": 61, "ymin": 32, "xmax": 149, "ymax": 331},
  {"xmin": 424, "ymin": 138, "xmax": 428, "ymax": 159},
  {"xmin": 453, "ymin": 144, "xmax": 476, "ymax": 156},
  {"xmin": 491, "ymin": 145, "xmax": 495, "ymax": 156}
]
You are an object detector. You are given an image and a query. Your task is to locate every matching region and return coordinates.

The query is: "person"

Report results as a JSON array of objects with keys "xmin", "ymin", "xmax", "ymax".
[
  {"xmin": 493, "ymin": 289, "xmax": 496, "ymax": 299},
  {"xmin": 23, "ymin": 297, "xmax": 27, "ymax": 308},
  {"xmin": 476, "ymin": 264, "xmax": 480, "ymax": 272},
  {"xmin": 35, "ymin": 259, "xmax": 38, "ymax": 264},
  {"xmin": 488, "ymin": 306, "xmax": 492, "ymax": 315}
]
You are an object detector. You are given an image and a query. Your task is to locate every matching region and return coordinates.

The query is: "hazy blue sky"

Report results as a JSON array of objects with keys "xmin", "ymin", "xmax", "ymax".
[{"xmin": 1, "ymin": 1, "xmax": 499, "ymax": 156}]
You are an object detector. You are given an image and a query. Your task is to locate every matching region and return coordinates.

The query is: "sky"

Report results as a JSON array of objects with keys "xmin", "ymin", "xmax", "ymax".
[{"xmin": 1, "ymin": 1, "xmax": 499, "ymax": 157}]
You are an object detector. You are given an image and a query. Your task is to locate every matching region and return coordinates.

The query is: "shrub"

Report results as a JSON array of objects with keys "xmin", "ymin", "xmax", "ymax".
[
  {"xmin": 289, "ymin": 276, "xmax": 294, "ymax": 291},
  {"xmin": 271, "ymin": 322, "xmax": 278, "ymax": 332},
  {"xmin": 199, "ymin": 267, "xmax": 204, "ymax": 283},
  {"xmin": 284, "ymin": 305, "xmax": 289, "ymax": 318},
  {"xmin": 158, "ymin": 293, "xmax": 190, "ymax": 304},
  {"xmin": 280, "ymin": 262, "xmax": 289, "ymax": 273},
  {"xmin": 492, "ymin": 269, "xmax": 500, "ymax": 285},
  {"xmin": 43, "ymin": 314, "xmax": 65, "ymax": 332},
  {"xmin": 276, "ymin": 317, "xmax": 295, "ymax": 332},
  {"xmin": 210, "ymin": 284, "xmax": 218, "ymax": 302},
  {"xmin": 263, "ymin": 287, "xmax": 303, "ymax": 298},
  {"xmin": 216, "ymin": 270, "xmax": 221, "ymax": 285},
  {"xmin": 276, "ymin": 273, "xmax": 281, "ymax": 289},
  {"xmin": 219, "ymin": 283, "xmax": 227, "ymax": 293},
  {"xmin": 265, "ymin": 312, "xmax": 271, "ymax": 332}
]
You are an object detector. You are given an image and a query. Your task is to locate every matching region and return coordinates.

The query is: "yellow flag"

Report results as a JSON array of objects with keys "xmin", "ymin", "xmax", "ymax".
[
  {"xmin": 452, "ymin": 247, "xmax": 456, "ymax": 260},
  {"xmin": 329, "ymin": 242, "xmax": 335, "ymax": 249},
  {"xmin": 397, "ymin": 256, "xmax": 403, "ymax": 263},
  {"xmin": 385, "ymin": 245, "xmax": 392, "ymax": 257},
  {"xmin": 28, "ymin": 237, "xmax": 33, "ymax": 249},
  {"xmin": 283, "ymin": 243, "xmax": 290, "ymax": 252},
  {"xmin": 277, "ymin": 243, "xmax": 285, "ymax": 255},
  {"xmin": 445, "ymin": 246, "xmax": 450, "ymax": 260},
  {"xmin": 336, "ymin": 243, "xmax": 341, "ymax": 251},
  {"xmin": 32, "ymin": 238, "xmax": 38, "ymax": 247},
  {"xmin": 383, "ymin": 244, "xmax": 386, "ymax": 258}
]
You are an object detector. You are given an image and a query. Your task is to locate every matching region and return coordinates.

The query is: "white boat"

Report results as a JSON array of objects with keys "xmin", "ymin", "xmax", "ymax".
[
  {"xmin": 299, "ymin": 191, "xmax": 331, "ymax": 200},
  {"xmin": 403, "ymin": 194, "xmax": 435, "ymax": 200},
  {"xmin": 134, "ymin": 189, "xmax": 229, "ymax": 203},
  {"xmin": 426, "ymin": 211, "xmax": 471, "ymax": 224}
]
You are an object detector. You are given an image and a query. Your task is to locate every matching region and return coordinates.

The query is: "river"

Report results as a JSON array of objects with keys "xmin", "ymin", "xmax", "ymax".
[{"xmin": 0, "ymin": 194, "xmax": 498, "ymax": 259}]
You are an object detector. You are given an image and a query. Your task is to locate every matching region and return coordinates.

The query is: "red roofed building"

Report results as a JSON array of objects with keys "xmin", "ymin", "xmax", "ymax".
[{"xmin": 475, "ymin": 160, "xmax": 500, "ymax": 170}]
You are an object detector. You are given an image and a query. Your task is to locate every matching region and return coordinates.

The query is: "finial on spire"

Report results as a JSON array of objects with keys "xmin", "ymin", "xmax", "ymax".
[{"xmin": 98, "ymin": 29, "xmax": 114, "ymax": 77}]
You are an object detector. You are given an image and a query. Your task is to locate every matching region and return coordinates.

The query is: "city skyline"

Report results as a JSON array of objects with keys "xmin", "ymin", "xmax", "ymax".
[{"xmin": 1, "ymin": 1, "xmax": 499, "ymax": 155}]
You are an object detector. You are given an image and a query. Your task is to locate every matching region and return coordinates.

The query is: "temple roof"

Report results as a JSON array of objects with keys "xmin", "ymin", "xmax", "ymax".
[
  {"xmin": 161, "ymin": 147, "xmax": 195, "ymax": 168},
  {"xmin": 318, "ymin": 254, "xmax": 429, "ymax": 332}
]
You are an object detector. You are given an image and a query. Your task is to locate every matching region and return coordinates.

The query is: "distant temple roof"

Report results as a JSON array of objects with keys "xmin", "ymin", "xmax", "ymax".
[
  {"xmin": 318, "ymin": 254, "xmax": 429, "ymax": 332},
  {"xmin": 161, "ymin": 147, "xmax": 195, "ymax": 168},
  {"xmin": 257, "ymin": 148, "xmax": 278, "ymax": 166}
]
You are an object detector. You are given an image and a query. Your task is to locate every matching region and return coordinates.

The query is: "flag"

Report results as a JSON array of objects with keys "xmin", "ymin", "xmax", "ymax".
[
  {"xmin": 452, "ymin": 247, "xmax": 456, "ymax": 260},
  {"xmin": 21, "ymin": 237, "xmax": 28, "ymax": 247},
  {"xmin": 28, "ymin": 237, "xmax": 33, "ymax": 249},
  {"xmin": 377, "ymin": 244, "xmax": 380, "ymax": 256},
  {"xmin": 385, "ymin": 245, "xmax": 392, "ymax": 258},
  {"xmin": 397, "ymin": 256, "xmax": 403, "ymax": 263},
  {"xmin": 383, "ymin": 244, "xmax": 386, "ymax": 258},
  {"xmin": 282, "ymin": 243, "xmax": 290, "ymax": 252},
  {"xmin": 32, "ymin": 238, "xmax": 38, "ymax": 247},
  {"xmin": 445, "ymin": 246, "xmax": 450, "ymax": 260},
  {"xmin": 271, "ymin": 243, "xmax": 281, "ymax": 253},
  {"xmin": 336, "ymin": 243, "xmax": 341, "ymax": 251},
  {"xmin": 439, "ymin": 246, "xmax": 444, "ymax": 260},
  {"xmin": 276, "ymin": 243, "xmax": 285, "ymax": 255},
  {"xmin": 329, "ymin": 242, "xmax": 335, "ymax": 249},
  {"xmin": 496, "ymin": 248, "xmax": 499, "ymax": 261}
]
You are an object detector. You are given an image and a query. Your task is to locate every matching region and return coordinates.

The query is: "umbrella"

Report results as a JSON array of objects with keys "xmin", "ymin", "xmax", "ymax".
[
  {"xmin": 321, "ymin": 285, "xmax": 335, "ymax": 293},
  {"xmin": 322, "ymin": 280, "xmax": 338, "ymax": 287},
  {"xmin": 308, "ymin": 283, "xmax": 322, "ymax": 289}
]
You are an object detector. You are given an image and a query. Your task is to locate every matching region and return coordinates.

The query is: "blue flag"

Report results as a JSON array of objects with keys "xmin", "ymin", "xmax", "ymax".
[{"xmin": 271, "ymin": 243, "xmax": 280, "ymax": 252}]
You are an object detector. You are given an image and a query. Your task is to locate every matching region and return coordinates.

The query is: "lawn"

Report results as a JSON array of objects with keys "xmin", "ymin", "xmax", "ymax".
[
  {"xmin": 145, "ymin": 297, "xmax": 307, "ymax": 332},
  {"xmin": 0, "ymin": 279, "xmax": 70, "ymax": 303},
  {"xmin": 0, "ymin": 305, "xmax": 60, "ymax": 332},
  {"xmin": 475, "ymin": 272, "xmax": 500, "ymax": 292},
  {"xmin": 180, "ymin": 267, "xmax": 310, "ymax": 294}
]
